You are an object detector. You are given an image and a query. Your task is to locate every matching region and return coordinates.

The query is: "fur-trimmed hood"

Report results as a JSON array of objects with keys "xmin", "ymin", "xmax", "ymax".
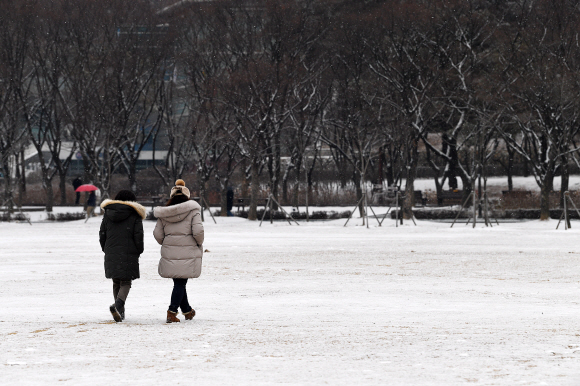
[
  {"xmin": 100, "ymin": 199, "xmax": 147, "ymax": 220},
  {"xmin": 153, "ymin": 200, "xmax": 200, "ymax": 223}
]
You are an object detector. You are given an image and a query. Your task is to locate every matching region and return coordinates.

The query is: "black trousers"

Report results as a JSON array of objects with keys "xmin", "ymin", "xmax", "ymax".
[{"xmin": 169, "ymin": 278, "xmax": 192, "ymax": 313}]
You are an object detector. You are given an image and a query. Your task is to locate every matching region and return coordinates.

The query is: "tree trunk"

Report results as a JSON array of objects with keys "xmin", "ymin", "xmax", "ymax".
[
  {"xmin": 82, "ymin": 156, "xmax": 92, "ymax": 188},
  {"xmin": 59, "ymin": 173, "xmax": 67, "ymax": 205},
  {"xmin": 204, "ymin": 181, "xmax": 210, "ymax": 208},
  {"xmin": 460, "ymin": 174, "xmax": 472, "ymax": 203},
  {"xmin": 281, "ymin": 162, "xmax": 293, "ymax": 205},
  {"xmin": 15, "ymin": 153, "xmax": 22, "ymax": 207},
  {"xmin": 281, "ymin": 179, "xmax": 288, "ymax": 204},
  {"xmin": 539, "ymin": 183, "xmax": 551, "ymax": 220},
  {"xmin": 560, "ymin": 159, "xmax": 569, "ymax": 208},
  {"xmin": 248, "ymin": 157, "xmax": 259, "ymax": 221},
  {"xmin": 18, "ymin": 150, "xmax": 27, "ymax": 205},
  {"xmin": 403, "ymin": 139, "xmax": 418, "ymax": 220},
  {"xmin": 292, "ymin": 157, "xmax": 303, "ymax": 208},
  {"xmin": 219, "ymin": 178, "xmax": 230, "ymax": 217},
  {"xmin": 403, "ymin": 177, "xmax": 415, "ymax": 220},
  {"xmin": 271, "ymin": 134, "xmax": 281, "ymax": 210},
  {"xmin": 307, "ymin": 159, "xmax": 316, "ymax": 206},
  {"xmin": 197, "ymin": 175, "xmax": 210, "ymax": 221},
  {"xmin": 20, "ymin": 150, "xmax": 26, "ymax": 194},
  {"xmin": 2, "ymin": 160, "xmax": 13, "ymax": 213},
  {"xmin": 241, "ymin": 157, "xmax": 249, "ymax": 198},
  {"xmin": 377, "ymin": 146, "xmax": 384, "ymax": 185},
  {"xmin": 353, "ymin": 171, "xmax": 364, "ymax": 218},
  {"xmin": 539, "ymin": 173, "xmax": 554, "ymax": 221},
  {"xmin": 220, "ymin": 187, "xmax": 228, "ymax": 217},
  {"xmin": 339, "ymin": 160, "xmax": 348, "ymax": 188},
  {"xmin": 507, "ymin": 147, "xmax": 514, "ymax": 192},
  {"xmin": 129, "ymin": 162, "xmax": 138, "ymax": 193},
  {"xmin": 100, "ymin": 151, "xmax": 112, "ymax": 200}
]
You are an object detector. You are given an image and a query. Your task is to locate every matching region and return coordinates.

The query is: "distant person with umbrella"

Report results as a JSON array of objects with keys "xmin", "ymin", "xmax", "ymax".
[
  {"xmin": 72, "ymin": 176, "xmax": 82, "ymax": 205},
  {"xmin": 75, "ymin": 184, "xmax": 99, "ymax": 220}
]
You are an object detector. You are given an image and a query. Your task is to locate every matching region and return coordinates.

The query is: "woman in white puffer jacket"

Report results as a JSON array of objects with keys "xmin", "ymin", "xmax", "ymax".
[{"xmin": 153, "ymin": 179, "xmax": 204, "ymax": 323}]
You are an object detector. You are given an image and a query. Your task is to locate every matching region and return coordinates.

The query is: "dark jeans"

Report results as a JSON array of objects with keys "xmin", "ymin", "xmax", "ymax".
[{"xmin": 169, "ymin": 278, "xmax": 192, "ymax": 313}]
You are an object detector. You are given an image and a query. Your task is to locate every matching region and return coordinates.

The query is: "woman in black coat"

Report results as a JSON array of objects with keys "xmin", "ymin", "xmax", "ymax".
[{"xmin": 99, "ymin": 190, "xmax": 146, "ymax": 322}]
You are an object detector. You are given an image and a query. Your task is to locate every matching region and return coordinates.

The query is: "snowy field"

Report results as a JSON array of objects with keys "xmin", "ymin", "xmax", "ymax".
[{"xmin": 1, "ymin": 211, "xmax": 580, "ymax": 386}]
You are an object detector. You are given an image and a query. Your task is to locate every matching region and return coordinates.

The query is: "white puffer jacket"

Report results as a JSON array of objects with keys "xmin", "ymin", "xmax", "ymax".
[{"xmin": 153, "ymin": 200, "xmax": 204, "ymax": 278}]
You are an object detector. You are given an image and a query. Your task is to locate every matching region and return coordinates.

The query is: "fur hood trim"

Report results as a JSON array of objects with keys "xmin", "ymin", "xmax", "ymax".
[
  {"xmin": 100, "ymin": 199, "xmax": 147, "ymax": 219},
  {"xmin": 153, "ymin": 200, "xmax": 200, "ymax": 221},
  {"xmin": 170, "ymin": 185, "xmax": 191, "ymax": 199}
]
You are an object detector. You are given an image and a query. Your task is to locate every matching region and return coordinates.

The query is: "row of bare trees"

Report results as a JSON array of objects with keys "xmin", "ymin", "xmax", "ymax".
[{"xmin": 2, "ymin": 0, "xmax": 580, "ymax": 220}]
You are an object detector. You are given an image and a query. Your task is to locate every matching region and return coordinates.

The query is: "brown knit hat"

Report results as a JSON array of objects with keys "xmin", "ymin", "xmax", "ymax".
[{"xmin": 170, "ymin": 179, "xmax": 190, "ymax": 199}]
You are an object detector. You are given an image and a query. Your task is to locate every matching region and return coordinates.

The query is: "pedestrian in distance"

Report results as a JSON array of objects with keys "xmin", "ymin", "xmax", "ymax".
[
  {"xmin": 99, "ymin": 190, "xmax": 146, "ymax": 322},
  {"xmin": 153, "ymin": 179, "xmax": 204, "ymax": 323},
  {"xmin": 226, "ymin": 187, "xmax": 234, "ymax": 217},
  {"xmin": 86, "ymin": 191, "xmax": 97, "ymax": 219},
  {"xmin": 72, "ymin": 176, "xmax": 82, "ymax": 205}
]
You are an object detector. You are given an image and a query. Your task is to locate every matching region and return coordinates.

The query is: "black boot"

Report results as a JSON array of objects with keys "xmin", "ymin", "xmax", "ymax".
[
  {"xmin": 109, "ymin": 298, "xmax": 125, "ymax": 322},
  {"xmin": 116, "ymin": 298, "xmax": 125, "ymax": 321}
]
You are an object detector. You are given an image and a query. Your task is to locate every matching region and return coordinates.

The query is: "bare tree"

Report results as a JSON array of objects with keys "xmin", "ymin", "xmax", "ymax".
[
  {"xmin": 56, "ymin": 0, "xmax": 162, "ymax": 198},
  {"xmin": 28, "ymin": 7, "xmax": 78, "ymax": 208},
  {"xmin": 201, "ymin": 2, "xmax": 271, "ymax": 220},
  {"xmin": 103, "ymin": 15, "xmax": 169, "ymax": 193},
  {"xmin": 368, "ymin": 1, "xmax": 440, "ymax": 219},
  {"xmin": 151, "ymin": 66, "xmax": 196, "ymax": 188},
  {"xmin": 413, "ymin": 2, "xmax": 499, "ymax": 204},
  {"xmin": 322, "ymin": 7, "xmax": 385, "ymax": 218},
  {"xmin": 174, "ymin": 2, "xmax": 243, "ymax": 212},
  {"xmin": 497, "ymin": 0, "xmax": 580, "ymax": 220},
  {"xmin": 0, "ymin": 0, "xmax": 34, "ymax": 212},
  {"xmin": 56, "ymin": 0, "xmax": 119, "ymax": 198},
  {"xmin": 285, "ymin": 67, "xmax": 330, "ymax": 207}
]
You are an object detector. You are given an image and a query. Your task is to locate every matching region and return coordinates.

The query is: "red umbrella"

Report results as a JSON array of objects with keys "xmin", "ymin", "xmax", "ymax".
[{"xmin": 75, "ymin": 184, "xmax": 99, "ymax": 192}]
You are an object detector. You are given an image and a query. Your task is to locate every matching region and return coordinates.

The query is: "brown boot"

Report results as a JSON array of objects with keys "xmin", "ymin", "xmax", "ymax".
[
  {"xmin": 166, "ymin": 310, "xmax": 180, "ymax": 323},
  {"xmin": 183, "ymin": 309, "xmax": 196, "ymax": 320}
]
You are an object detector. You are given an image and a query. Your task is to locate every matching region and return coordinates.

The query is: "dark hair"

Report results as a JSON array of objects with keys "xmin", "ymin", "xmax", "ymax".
[
  {"xmin": 114, "ymin": 190, "xmax": 137, "ymax": 202},
  {"xmin": 166, "ymin": 194, "xmax": 189, "ymax": 206}
]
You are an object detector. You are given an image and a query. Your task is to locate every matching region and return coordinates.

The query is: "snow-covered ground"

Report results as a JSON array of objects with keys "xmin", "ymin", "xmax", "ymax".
[{"xmin": 1, "ymin": 213, "xmax": 580, "ymax": 385}]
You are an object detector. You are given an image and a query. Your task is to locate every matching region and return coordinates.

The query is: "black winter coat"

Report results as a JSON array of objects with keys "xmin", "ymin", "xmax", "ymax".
[{"xmin": 99, "ymin": 200, "xmax": 147, "ymax": 280}]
